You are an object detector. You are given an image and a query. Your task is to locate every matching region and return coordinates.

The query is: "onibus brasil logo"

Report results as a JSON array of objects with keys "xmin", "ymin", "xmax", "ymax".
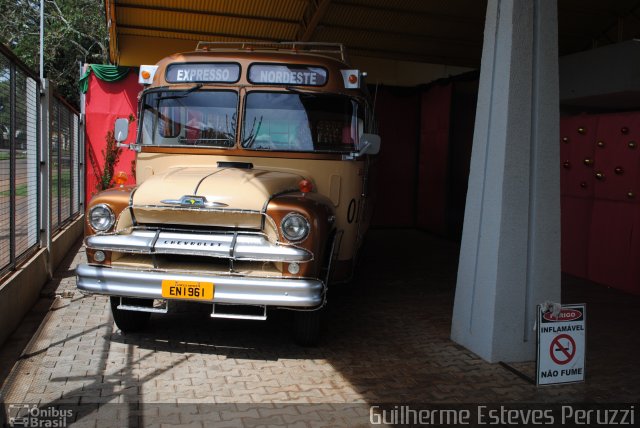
[{"xmin": 7, "ymin": 404, "xmax": 73, "ymax": 427}]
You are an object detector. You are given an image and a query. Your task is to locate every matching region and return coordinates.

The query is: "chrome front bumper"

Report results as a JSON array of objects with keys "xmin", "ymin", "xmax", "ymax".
[{"xmin": 76, "ymin": 264, "xmax": 324, "ymax": 308}]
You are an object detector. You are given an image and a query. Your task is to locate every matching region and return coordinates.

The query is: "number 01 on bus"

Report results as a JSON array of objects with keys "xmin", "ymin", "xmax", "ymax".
[{"xmin": 161, "ymin": 280, "xmax": 214, "ymax": 300}]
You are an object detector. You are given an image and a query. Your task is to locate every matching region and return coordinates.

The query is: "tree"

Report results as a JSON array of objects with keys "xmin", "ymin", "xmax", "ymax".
[{"xmin": 0, "ymin": 0, "xmax": 108, "ymax": 107}]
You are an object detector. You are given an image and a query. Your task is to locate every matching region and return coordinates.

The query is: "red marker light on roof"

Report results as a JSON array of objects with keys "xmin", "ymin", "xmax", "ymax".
[{"xmin": 299, "ymin": 179, "xmax": 313, "ymax": 193}]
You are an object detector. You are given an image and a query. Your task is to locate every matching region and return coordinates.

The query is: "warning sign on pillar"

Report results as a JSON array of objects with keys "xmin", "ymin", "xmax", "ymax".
[{"xmin": 536, "ymin": 304, "xmax": 586, "ymax": 386}]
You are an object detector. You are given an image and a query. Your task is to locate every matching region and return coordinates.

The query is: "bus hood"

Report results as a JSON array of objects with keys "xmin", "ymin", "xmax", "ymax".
[{"xmin": 131, "ymin": 166, "xmax": 304, "ymax": 228}]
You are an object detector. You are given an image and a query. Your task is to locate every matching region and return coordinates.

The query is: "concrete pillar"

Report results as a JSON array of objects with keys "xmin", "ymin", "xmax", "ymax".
[{"xmin": 450, "ymin": 0, "xmax": 561, "ymax": 363}]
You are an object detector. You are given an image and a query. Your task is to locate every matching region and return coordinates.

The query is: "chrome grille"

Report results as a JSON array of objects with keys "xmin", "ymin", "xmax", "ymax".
[{"xmin": 86, "ymin": 229, "xmax": 311, "ymax": 262}]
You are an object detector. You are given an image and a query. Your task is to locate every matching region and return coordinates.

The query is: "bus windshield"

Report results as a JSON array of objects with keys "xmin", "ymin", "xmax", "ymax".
[
  {"xmin": 140, "ymin": 90, "xmax": 238, "ymax": 147},
  {"xmin": 242, "ymin": 92, "xmax": 362, "ymax": 153},
  {"xmin": 139, "ymin": 89, "xmax": 364, "ymax": 153}
]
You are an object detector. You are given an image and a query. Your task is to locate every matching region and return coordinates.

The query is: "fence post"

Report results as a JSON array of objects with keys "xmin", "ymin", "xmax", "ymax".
[
  {"xmin": 39, "ymin": 79, "xmax": 52, "ymax": 277},
  {"xmin": 27, "ymin": 75, "xmax": 39, "ymax": 249},
  {"xmin": 79, "ymin": 63, "xmax": 86, "ymax": 215},
  {"xmin": 9, "ymin": 61, "xmax": 16, "ymax": 269},
  {"xmin": 79, "ymin": 113, "xmax": 85, "ymax": 212}
]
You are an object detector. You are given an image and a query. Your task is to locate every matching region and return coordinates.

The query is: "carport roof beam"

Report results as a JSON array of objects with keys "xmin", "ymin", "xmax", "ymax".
[{"xmin": 297, "ymin": 0, "xmax": 332, "ymax": 42}]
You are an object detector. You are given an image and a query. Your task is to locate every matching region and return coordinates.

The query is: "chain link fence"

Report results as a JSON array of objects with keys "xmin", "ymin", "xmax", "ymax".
[{"xmin": 0, "ymin": 44, "xmax": 82, "ymax": 277}]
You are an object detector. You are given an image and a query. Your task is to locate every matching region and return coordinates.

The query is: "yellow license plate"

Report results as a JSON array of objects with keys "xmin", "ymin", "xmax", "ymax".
[{"xmin": 161, "ymin": 280, "xmax": 214, "ymax": 300}]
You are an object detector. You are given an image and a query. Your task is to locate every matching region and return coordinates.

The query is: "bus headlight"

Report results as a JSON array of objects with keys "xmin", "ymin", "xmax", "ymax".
[
  {"xmin": 281, "ymin": 213, "xmax": 310, "ymax": 242},
  {"xmin": 89, "ymin": 204, "xmax": 115, "ymax": 232}
]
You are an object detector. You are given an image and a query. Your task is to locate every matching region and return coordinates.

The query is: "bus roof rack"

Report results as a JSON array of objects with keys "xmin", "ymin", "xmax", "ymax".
[{"xmin": 194, "ymin": 41, "xmax": 349, "ymax": 63}]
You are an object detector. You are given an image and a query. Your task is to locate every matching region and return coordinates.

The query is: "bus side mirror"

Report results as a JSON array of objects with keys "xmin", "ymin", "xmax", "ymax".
[
  {"xmin": 114, "ymin": 118, "xmax": 129, "ymax": 142},
  {"xmin": 359, "ymin": 133, "xmax": 381, "ymax": 155}
]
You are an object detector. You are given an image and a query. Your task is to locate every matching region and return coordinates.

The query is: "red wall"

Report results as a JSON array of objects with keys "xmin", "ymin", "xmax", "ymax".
[
  {"xmin": 561, "ymin": 112, "xmax": 640, "ymax": 295},
  {"xmin": 373, "ymin": 82, "xmax": 640, "ymax": 296},
  {"xmin": 416, "ymin": 84, "xmax": 452, "ymax": 234},
  {"xmin": 371, "ymin": 86, "xmax": 421, "ymax": 227},
  {"xmin": 84, "ymin": 71, "xmax": 141, "ymax": 204}
]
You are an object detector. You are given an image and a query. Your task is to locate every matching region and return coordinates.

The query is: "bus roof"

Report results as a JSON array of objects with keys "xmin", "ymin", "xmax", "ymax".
[{"xmin": 146, "ymin": 44, "xmax": 367, "ymax": 94}]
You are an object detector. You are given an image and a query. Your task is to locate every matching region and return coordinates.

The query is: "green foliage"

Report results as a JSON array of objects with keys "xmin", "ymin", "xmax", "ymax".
[
  {"xmin": 97, "ymin": 129, "xmax": 121, "ymax": 191},
  {"xmin": 96, "ymin": 115, "xmax": 134, "ymax": 191},
  {"xmin": 0, "ymin": 0, "xmax": 108, "ymax": 108}
]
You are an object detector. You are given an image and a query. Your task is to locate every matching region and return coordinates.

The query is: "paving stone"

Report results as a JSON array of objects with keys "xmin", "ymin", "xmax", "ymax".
[{"xmin": 1, "ymin": 232, "xmax": 639, "ymax": 426}]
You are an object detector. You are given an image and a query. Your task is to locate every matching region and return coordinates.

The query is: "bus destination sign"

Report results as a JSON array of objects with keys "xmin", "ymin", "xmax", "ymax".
[
  {"xmin": 166, "ymin": 63, "xmax": 240, "ymax": 83},
  {"xmin": 249, "ymin": 64, "xmax": 327, "ymax": 86}
]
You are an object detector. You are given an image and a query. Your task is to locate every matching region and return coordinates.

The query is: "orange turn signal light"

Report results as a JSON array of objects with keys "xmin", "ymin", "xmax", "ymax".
[
  {"xmin": 114, "ymin": 171, "xmax": 128, "ymax": 186},
  {"xmin": 348, "ymin": 74, "xmax": 358, "ymax": 84},
  {"xmin": 298, "ymin": 179, "xmax": 313, "ymax": 193},
  {"xmin": 141, "ymin": 70, "xmax": 151, "ymax": 79}
]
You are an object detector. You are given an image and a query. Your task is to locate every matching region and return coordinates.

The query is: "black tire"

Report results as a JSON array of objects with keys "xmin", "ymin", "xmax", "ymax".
[
  {"xmin": 291, "ymin": 232, "xmax": 334, "ymax": 346},
  {"xmin": 110, "ymin": 296, "xmax": 152, "ymax": 333},
  {"xmin": 292, "ymin": 308, "xmax": 324, "ymax": 346}
]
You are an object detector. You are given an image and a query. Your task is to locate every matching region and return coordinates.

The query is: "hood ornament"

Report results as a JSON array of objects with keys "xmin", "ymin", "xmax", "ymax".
[{"xmin": 161, "ymin": 195, "xmax": 228, "ymax": 208}]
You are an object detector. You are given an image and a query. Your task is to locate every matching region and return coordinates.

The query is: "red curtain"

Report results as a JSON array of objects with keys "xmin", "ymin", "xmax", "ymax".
[{"xmin": 84, "ymin": 70, "xmax": 141, "ymax": 204}]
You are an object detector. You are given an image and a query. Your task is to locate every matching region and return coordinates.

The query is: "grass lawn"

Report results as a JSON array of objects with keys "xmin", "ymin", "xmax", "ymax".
[
  {"xmin": 0, "ymin": 183, "xmax": 29, "ymax": 196},
  {"xmin": 0, "ymin": 151, "xmax": 29, "ymax": 161},
  {"xmin": 0, "ymin": 164, "xmax": 71, "ymax": 197}
]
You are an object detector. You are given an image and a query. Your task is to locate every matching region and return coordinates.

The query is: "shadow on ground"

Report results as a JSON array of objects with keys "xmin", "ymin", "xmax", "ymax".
[
  {"xmin": 97, "ymin": 229, "xmax": 640, "ymax": 403},
  {"xmin": 2, "ymin": 229, "xmax": 640, "ymax": 426}
]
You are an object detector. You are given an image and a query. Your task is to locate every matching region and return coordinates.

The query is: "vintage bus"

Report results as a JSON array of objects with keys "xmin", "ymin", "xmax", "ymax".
[{"xmin": 76, "ymin": 42, "xmax": 380, "ymax": 345}]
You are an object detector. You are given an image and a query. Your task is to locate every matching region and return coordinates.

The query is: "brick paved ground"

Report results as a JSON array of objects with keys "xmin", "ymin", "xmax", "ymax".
[{"xmin": 0, "ymin": 229, "xmax": 639, "ymax": 426}]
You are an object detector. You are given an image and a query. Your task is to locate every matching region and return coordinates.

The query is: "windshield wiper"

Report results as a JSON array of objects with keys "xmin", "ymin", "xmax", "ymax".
[
  {"xmin": 285, "ymin": 86, "xmax": 322, "ymax": 98},
  {"xmin": 157, "ymin": 83, "xmax": 204, "ymax": 100}
]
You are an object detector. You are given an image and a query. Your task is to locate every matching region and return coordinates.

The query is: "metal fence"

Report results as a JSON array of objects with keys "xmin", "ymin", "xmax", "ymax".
[
  {"xmin": 0, "ymin": 44, "xmax": 82, "ymax": 276},
  {"xmin": 50, "ymin": 95, "xmax": 81, "ymax": 231}
]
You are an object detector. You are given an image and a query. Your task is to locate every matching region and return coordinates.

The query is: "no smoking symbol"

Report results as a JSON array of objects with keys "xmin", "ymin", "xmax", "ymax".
[{"xmin": 550, "ymin": 334, "xmax": 576, "ymax": 365}]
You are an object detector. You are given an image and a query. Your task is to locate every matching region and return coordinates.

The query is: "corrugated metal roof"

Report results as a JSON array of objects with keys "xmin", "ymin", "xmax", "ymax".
[{"xmin": 106, "ymin": 0, "xmax": 640, "ymax": 67}]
